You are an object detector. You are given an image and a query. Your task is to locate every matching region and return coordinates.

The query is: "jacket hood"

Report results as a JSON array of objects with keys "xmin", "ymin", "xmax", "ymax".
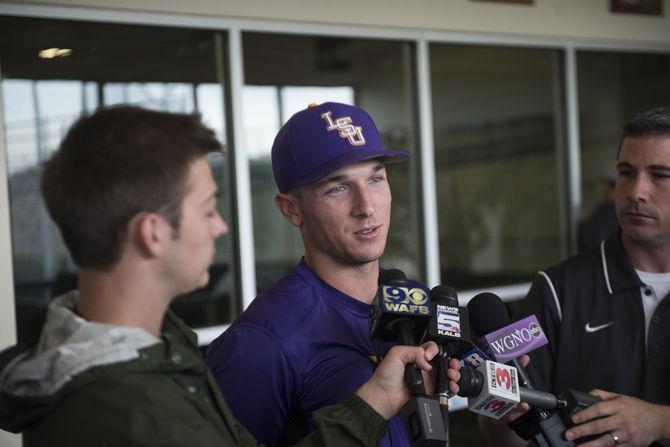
[{"xmin": 0, "ymin": 291, "xmax": 160, "ymax": 432}]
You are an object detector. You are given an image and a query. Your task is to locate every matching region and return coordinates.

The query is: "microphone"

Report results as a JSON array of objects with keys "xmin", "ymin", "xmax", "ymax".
[
  {"xmin": 467, "ymin": 293, "xmax": 576, "ymax": 447},
  {"xmin": 457, "ymin": 359, "xmax": 521, "ymax": 420},
  {"xmin": 425, "ymin": 286, "xmax": 474, "ymax": 401},
  {"xmin": 369, "ymin": 269, "xmax": 446, "ymax": 446},
  {"xmin": 457, "ymin": 361, "xmax": 567, "ymax": 414},
  {"xmin": 467, "ymin": 292, "xmax": 547, "ymax": 389},
  {"xmin": 426, "ymin": 285, "xmax": 473, "ymax": 359},
  {"xmin": 370, "ymin": 269, "xmax": 431, "ymax": 395},
  {"xmin": 424, "ymin": 285, "xmax": 473, "ymax": 442}
]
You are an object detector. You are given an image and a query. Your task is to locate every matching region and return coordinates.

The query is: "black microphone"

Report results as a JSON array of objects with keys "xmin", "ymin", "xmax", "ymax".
[
  {"xmin": 370, "ymin": 269, "xmax": 431, "ymax": 395},
  {"xmin": 426, "ymin": 286, "xmax": 474, "ymax": 405},
  {"xmin": 426, "ymin": 285, "xmax": 473, "ymax": 359},
  {"xmin": 457, "ymin": 364, "xmax": 566, "ymax": 411},
  {"xmin": 467, "ymin": 293, "xmax": 575, "ymax": 447},
  {"xmin": 467, "ymin": 292, "xmax": 535, "ymax": 389},
  {"xmin": 369, "ymin": 270, "xmax": 446, "ymax": 446}
]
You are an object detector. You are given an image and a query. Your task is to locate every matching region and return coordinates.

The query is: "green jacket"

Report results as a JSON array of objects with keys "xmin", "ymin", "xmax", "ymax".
[{"xmin": 0, "ymin": 291, "xmax": 387, "ymax": 446}]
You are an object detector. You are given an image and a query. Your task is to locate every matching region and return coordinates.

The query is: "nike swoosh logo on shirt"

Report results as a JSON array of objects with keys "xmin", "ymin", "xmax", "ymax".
[{"xmin": 585, "ymin": 321, "xmax": 614, "ymax": 333}]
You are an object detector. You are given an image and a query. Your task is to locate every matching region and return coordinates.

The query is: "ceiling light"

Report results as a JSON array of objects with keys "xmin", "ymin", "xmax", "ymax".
[{"xmin": 38, "ymin": 48, "xmax": 72, "ymax": 59}]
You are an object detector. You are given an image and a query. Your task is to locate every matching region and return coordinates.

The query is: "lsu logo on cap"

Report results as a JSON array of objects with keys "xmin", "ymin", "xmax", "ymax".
[{"xmin": 321, "ymin": 111, "xmax": 366, "ymax": 146}]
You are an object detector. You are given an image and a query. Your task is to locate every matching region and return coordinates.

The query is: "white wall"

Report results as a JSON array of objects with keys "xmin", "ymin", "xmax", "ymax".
[{"xmin": 4, "ymin": 0, "xmax": 670, "ymax": 45}]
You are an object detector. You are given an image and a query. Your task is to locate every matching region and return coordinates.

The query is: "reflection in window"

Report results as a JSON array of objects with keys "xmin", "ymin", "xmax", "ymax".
[
  {"xmin": 578, "ymin": 52, "xmax": 670, "ymax": 251},
  {"xmin": 242, "ymin": 32, "xmax": 421, "ymax": 291},
  {"xmin": 431, "ymin": 44, "xmax": 567, "ymax": 289},
  {"xmin": 0, "ymin": 16, "xmax": 234, "ymax": 341}
]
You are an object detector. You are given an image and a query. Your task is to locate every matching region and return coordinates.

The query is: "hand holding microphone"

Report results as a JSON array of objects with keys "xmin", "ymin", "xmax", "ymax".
[
  {"xmin": 370, "ymin": 269, "xmax": 431, "ymax": 395},
  {"xmin": 464, "ymin": 292, "xmax": 602, "ymax": 447},
  {"xmin": 369, "ymin": 269, "xmax": 447, "ymax": 446},
  {"xmin": 356, "ymin": 342, "xmax": 439, "ymax": 420}
]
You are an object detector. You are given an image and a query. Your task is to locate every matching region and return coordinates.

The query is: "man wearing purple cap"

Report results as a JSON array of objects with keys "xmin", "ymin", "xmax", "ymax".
[{"xmin": 207, "ymin": 102, "xmax": 413, "ymax": 446}]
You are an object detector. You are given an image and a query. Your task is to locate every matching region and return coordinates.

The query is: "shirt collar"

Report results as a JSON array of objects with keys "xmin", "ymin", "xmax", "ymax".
[
  {"xmin": 601, "ymin": 230, "xmax": 644, "ymax": 294},
  {"xmin": 294, "ymin": 258, "xmax": 375, "ymax": 316}
]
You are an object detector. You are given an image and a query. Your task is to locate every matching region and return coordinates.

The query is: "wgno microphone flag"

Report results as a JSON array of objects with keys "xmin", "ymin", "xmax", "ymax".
[{"xmin": 477, "ymin": 315, "xmax": 548, "ymax": 363}]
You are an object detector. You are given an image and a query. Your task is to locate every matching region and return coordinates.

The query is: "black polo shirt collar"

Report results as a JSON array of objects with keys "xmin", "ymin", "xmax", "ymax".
[{"xmin": 601, "ymin": 230, "xmax": 644, "ymax": 294}]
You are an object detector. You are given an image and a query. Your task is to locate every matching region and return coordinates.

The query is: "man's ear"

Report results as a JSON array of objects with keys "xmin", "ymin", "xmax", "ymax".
[
  {"xmin": 275, "ymin": 192, "xmax": 303, "ymax": 227},
  {"xmin": 132, "ymin": 212, "xmax": 171, "ymax": 258}
]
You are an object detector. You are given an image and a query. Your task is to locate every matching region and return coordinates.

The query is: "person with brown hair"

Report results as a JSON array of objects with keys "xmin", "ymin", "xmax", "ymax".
[{"xmin": 0, "ymin": 105, "xmax": 444, "ymax": 446}]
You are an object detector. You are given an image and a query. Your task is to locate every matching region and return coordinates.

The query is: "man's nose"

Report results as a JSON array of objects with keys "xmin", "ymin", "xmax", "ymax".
[
  {"xmin": 627, "ymin": 174, "xmax": 651, "ymax": 203},
  {"xmin": 352, "ymin": 186, "xmax": 375, "ymax": 217}
]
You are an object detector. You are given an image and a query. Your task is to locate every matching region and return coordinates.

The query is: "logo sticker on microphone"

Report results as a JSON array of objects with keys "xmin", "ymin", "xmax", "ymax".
[
  {"xmin": 437, "ymin": 305, "xmax": 462, "ymax": 337},
  {"xmin": 382, "ymin": 285, "xmax": 430, "ymax": 315},
  {"xmin": 478, "ymin": 315, "xmax": 548, "ymax": 363}
]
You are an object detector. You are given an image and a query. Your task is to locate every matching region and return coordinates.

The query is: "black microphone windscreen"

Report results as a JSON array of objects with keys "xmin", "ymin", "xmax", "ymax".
[
  {"xmin": 467, "ymin": 292, "xmax": 512, "ymax": 336},
  {"xmin": 429, "ymin": 285, "xmax": 459, "ymax": 307},
  {"xmin": 379, "ymin": 268, "xmax": 407, "ymax": 285}
]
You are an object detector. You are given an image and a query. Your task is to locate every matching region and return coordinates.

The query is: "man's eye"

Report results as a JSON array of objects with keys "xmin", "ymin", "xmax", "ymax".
[
  {"xmin": 326, "ymin": 185, "xmax": 346, "ymax": 195},
  {"xmin": 370, "ymin": 175, "xmax": 385, "ymax": 183}
]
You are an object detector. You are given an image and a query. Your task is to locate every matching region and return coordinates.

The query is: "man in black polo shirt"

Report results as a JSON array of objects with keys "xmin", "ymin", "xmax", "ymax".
[{"xmin": 479, "ymin": 107, "xmax": 670, "ymax": 447}]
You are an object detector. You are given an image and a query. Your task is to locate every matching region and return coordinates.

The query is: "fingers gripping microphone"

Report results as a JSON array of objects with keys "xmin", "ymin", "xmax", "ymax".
[
  {"xmin": 370, "ymin": 269, "xmax": 431, "ymax": 395},
  {"xmin": 369, "ymin": 270, "xmax": 446, "ymax": 446},
  {"xmin": 457, "ymin": 362, "xmax": 567, "ymax": 414},
  {"xmin": 467, "ymin": 293, "xmax": 574, "ymax": 447},
  {"xmin": 424, "ymin": 285, "xmax": 471, "ymax": 444},
  {"xmin": 457, "ymin": 360, "xmax": 521, "ymax": 420}
]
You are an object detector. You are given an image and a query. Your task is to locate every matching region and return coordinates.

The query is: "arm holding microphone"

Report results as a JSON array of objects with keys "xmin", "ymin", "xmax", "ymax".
[
  {"xmin": 448, "ymin": 357, "xmax": 532, "ymax": 447},
  {"xmin": 517, "ymin": 273, "xmax": 670, "ymax": 447},
  {"xmin": 463, "ymin": 291, "xmax": 562, "ymax": 447},
  {"xmin": 355, "ymin": 342, "xmax": 439, "ymax": 420},
  {"xmin": 564, "ymin": 390, "xmax": 670, "ymax": 447}
]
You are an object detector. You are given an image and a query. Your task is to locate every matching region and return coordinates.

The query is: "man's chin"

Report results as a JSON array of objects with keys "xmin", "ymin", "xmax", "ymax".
[
  {"xmin": 348, "ymin": 250, "xmax": 385, "ymax": 266},
  {"xmin": 622, "ymin": 227, "xmax": 664, "ymax": 246}
]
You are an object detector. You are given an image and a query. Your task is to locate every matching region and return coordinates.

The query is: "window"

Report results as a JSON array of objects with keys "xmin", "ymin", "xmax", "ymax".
[
  {"xmin": 0, "ymin": 16, "xmax": 236, "ymax": 340},
  {"xmin": 242, "ymin": 32, "xmax": 423, "ymax": 289},
  {"xmin": 431, "ymin": 44, "xmax": 567, "ymax": 289},
  {"xmin": 577, "ymin": 51, "xmax": 670, "ymax": 251}
]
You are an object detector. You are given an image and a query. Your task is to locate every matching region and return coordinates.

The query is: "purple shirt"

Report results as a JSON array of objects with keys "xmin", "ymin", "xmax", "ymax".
[{"xmin": 206, "ymin": 259, "xmax": 408, "ymax": 446}]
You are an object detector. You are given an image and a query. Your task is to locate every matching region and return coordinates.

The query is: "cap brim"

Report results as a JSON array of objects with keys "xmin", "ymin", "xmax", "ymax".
[{"xmin": 289, "ymin": 148, "xmax": 409, "ymax": 191}]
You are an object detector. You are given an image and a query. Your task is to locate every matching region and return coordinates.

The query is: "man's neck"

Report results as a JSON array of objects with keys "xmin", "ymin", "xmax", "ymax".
[
  {"xmin": 76, "ymin": 266, "xmax": 171, "ymax": 337},
  {"xmin": 623, "ymin": 236, "xmax": 670, "ymax": 273},
  {"xmin": 304, "ymin": 255, "xmax": 379, "ymax": 304}
]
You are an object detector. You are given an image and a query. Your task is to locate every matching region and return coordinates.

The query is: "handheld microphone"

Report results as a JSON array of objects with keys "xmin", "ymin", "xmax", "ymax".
[
  {"xmin": 458, "ymin": 361, "xmax": 568, "ymax": 413},
  {"xmin": 369, "ymin": 269, "xmax": 446, "ymax": 446},
  {"xmin": 424, "ymin": 284, "xmax": 474, "ymax": 443},
  {"xmin": 467, "ymin": 293, "xmax": 575, "ymax": 447},
  {"xmin": 457, "ymin": 360, "xmax": 521, "ymax": 420},
  {"xmin": 426, "ymin": 285, "xmax": 473, "ymax": 359},
  {"xmin": 467, "ymin": 292, "xmax": 547, "ymax": 389},
  {"xmin": 370, "ymin": 269, "xmax": 431, "ymax": 395}
]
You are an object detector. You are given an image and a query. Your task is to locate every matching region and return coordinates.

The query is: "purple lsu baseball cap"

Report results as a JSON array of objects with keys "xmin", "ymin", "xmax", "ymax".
[{"xmin": 271, "ymin": 102, "xmax": 409, "ymax": 193}]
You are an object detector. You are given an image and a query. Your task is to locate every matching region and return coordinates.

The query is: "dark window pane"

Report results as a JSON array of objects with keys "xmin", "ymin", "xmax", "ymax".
[
  {"xmin": 431, "ymin": 44, "xmax": 567, "ymax": 288},
  {"xmin": 578, "ymin": 51, "xmax": 670, "ymax": 251},
  {"xmin": 242, "ymin": 32, "xmax": 423, "ymax": 289},
  {"xmin": 0, "ymin": 16, "xmax": 236, "ymax": 341}
]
